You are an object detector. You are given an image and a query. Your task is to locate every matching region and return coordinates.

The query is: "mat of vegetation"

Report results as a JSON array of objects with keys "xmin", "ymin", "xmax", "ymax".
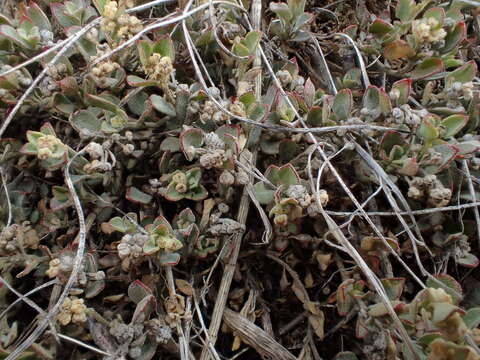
[{"xmin": 1, "ymin": 0, "xmax": 480, "ymax": 359}]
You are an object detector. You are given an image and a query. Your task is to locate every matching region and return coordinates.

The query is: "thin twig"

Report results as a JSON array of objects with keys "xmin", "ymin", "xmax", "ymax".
[
  {"xmin": 56, "ymin": 333, "xmax": 113, "ymax": 357},
  {"xmin": 354, "ymin": 142, "xmax": 458, "ymax": 295},
  {"xmin": 325, "ymin": 201, "xmax": 480, "ymax": 216},
  {"xmin": 0, "ymin": 280, "xmax": 57, "ymax": 322},
  {"xmin": 0, "ymin": 275, "xmax": 47, "ymax": 317},
  {"xmin": 462, "ymin": 160, "xmax": 480, "ymax": 248},
  {"xmin": 313, "ymin": 144, "xmax": 426, "ymax": 289},
  {"xmin": 0, "ymin": 166, "xmax": 12, "ymax": 230},
  {"xmin": 246, "ymin": 184, "xmax": 273, "ymax": 244},
  {"xmin": 193, "ymin": 294, "xmax": 222, "ymax": 360},
  {"xmin": 278, "ymin": 311, "xmax": 307, "ymax": 336}
]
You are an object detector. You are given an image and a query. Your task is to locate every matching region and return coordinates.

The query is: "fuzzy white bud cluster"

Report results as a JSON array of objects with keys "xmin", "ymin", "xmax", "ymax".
[{"xmin": 412, "ymin": 17, "xmax": 446, "ymax": 44}]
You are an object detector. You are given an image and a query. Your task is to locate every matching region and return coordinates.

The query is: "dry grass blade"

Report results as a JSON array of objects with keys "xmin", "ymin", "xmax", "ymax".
[
  {"xmin": 266, "ymin": 253, "xmax": 326, "ymax": 340},
  {"xmin": 259, "ymin": 37, "xmax": 423, "ymax": 352},
  {"xmin": 309, "ymin": 34, "xmax": 337, "ymax": 95},
  {"xmin": 353, "ymin": 145, "xmax": 437, "ymax": 249},
  {"xmin": 0, "ymin": 36, "xmax": 82, "ymax": 79},
  {"xmin": 223, "ymin": 309, "xmax": 297, "ymax": 360},
  {"xmin": 353, "ymin": 141, "xmax": 429, "ymax": 248},
  {"xmin": 334, "ymin": 33, "xmax": 370, "ymax": 88},
  {"xmin": 198, "ymin": 161, "xmax": 257, "ymax": 360}
]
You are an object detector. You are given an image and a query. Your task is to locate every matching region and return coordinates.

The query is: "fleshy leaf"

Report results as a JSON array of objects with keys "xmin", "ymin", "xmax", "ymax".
[
  {"xmin": 337, "ymin": 279, "xmax": 355, "ymax": 316},
  {"xmin": 108, "ymin": 217, "xmax": 127, "ymax": 233},
  {"xmin": 431, "ymin": 302, "xmax": 463, "ymax": 323},
  {"xmin": 446, "ymin": 61, "xmax": 477, "ymax": 85},
  {"xmin": 464, "ymin": 308, "xmax": 480, "ymax": 329},
  {"xmin": 150, "ymin": 95, "xmax": 176, "ymax": 117},
  {"xmin": 411, "ymin": 58, "xmax": 444, "ymax": 80},
  {"xmin": 126, "ymin": 187, "xmax": 152, "ymax": 205},
  {"xmin": 160, "ymin": 137, "xmax": 180, "ymax": 152},
  {"xmin": 180, "ymin": 129, "xmax": 203, "ymax": 161},
  {"xmin": 243, "ymin": 31, "xmax": 261, "ymax": 53},
  {"xmin": 24, "ymin": 2, "xmax": 51, "ymax": 31},
  {"xmin": 128, "ymin": 280, "xmax": 153, "ymax": 304},
  {"xmin": 253, "ymin": 182, "xmax": 275, "ymax": 205},
  {"xmin": 279, "ymin": 139, "xmax": 299, "ymax": 163},
  {"xmin": 417, "ymin": 118, "xmax": 439, "ymax": 141},
  {"xmin": 307, "ymin": 106, "xmax": 323, "ymax": 126},
  {"xmin": 70, "ymin": 110, "xmax": 101, "ymax": 135},
  {"xmin": 137, "ymin": 40, "xmax": 153, "ymax": 68},
  {"xmin": 276, "ymin": 164, "xmax": 300, "ymax": 186},
  {"xmin": 440, "ymin": 22, "xmax": 466, "ymax": 54},
  {"xmin": 395, "ymin": 0, "xmax": 415, "ymax": 21},
  {"xmin": 369, "ymin": 19, "xmax": 394, "ymax": 37},
  {"xmin": 424, "ymin": 7, "xmax": 445, "ymax": 27},
  {"xmin": 143, "ymin": 236, "xmax": 160, "ymax": 255},
  {"xmin": 185, "ymin": 185, "xmax": 208, "ymax": 201},
  {"xmin": 270, "ymin": 2, "xmax": 293, "ymax": 22},
  {"xmin": 425, "ymin": 275, "xmax": 463, "ymax": 305},
  {"xmin": 0, "ymin": 25, "xmax": 30, "ymax": 49},
  {"xmin": 456, "ymin": 253, "xmax": 479, "ymax": 268},
  {"xmin": 364, "ymin": 86, "xmax": 390, "ymax": 115},
  {"xmin": 381, "ymin": 278, "xmax": 406, "ymax": 300},
  {"xmin": 86, "ymin": 94, "xmax": 118, "ymax": 113},
  {"xmin": 131, "ymin": 294, "xmax": 156, "ymax": 323},
  {"xmin": 440, "ymin": 114, "xmax": 468, "ymax": 138},
  {"xmin": 164, "ymin": 183, "xmax": 185, "ymax": 202},
  {"xmin": 288, "ymin": 0, "xmax": 306, "ymax": 18},
  {"xmin": 391, "ymin": 78, "xmax": 412, "ymax": 105},
  {"xmin": 159, "ymin": 252, "xmax": 181, "ymax": 266},
  {"xmin": 332, "ymin": 89, "xmax": 352, "ymax": 121},
  {"xmin": 127, "ymin": 75, "xmax": 158, "ymax": 87},
  {"xmin": 384, "ymin": 40, "xmax": 414, "ymax": 61},
  {"xmin": 152, "ymin": 36, "xmax": 175, "ymax": 61}
]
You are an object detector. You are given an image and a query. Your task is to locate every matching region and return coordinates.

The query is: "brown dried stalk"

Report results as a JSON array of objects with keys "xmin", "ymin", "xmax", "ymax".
[{"xmin": 223, "ymin": 308, "xmax": 296, "ymax": 360}]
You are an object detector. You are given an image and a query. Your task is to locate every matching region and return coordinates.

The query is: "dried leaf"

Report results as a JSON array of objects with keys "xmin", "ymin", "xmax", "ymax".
[{"xmin": 175, "ymin": 279, "xmax": 194, "ymax": 296}]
